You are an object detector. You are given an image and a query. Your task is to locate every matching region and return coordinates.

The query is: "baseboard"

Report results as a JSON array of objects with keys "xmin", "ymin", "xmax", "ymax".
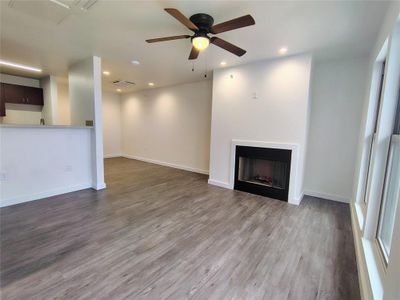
[
  {"xmin": 207, "ymin": 179, "xmax": 232, "ymax": 189},
  {"xmin": 350, "ymin": 204, "xmax": 373, "ymax": 300},
  {"xmin": 122, "ymin": 154, "xmax": 209, "ymax": 175},
  {"xmin": 0, "ymin": 183, "xmax": 92, "ymax": 208},
  {"xmin": 304, "ymin": 189, "xmax": 350, "ymax": 203},
  {"xmin": 92, "ymin": 182, "xmax": 106, "ymax": 190},
  {"xmin": 104, "ymin": 153, "xmax": 122, "ymax": 158},
  {"xmin": 293, "ymin": 193, "xmax": 304, "ymax": 205}
]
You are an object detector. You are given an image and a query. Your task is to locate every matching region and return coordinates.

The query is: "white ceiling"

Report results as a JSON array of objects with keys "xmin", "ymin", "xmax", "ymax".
[{"xmin": 0, "ymin": 0, "xmax": 390, "ymax": 93}]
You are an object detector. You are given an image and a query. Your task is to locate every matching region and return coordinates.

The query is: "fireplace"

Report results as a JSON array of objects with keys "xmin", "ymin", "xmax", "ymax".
[{"xmin": 234, "ymin": 146, "xmax": 291, "ymax": 201}]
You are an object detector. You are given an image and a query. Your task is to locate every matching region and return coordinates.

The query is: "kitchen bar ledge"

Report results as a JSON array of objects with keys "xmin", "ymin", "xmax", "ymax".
[{"xmin": 0, "ymin": 124, "xmax": 93, "ymax": 129}]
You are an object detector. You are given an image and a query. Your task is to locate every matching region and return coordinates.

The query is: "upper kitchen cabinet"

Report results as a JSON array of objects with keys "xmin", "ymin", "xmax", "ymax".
[
  {"xmin": 1, "ymin": 83, "xmax": 44, "ymax": 105},
  {"xmin": 0, "ymin": 83, "xmax": 5, "ymax": 117}
]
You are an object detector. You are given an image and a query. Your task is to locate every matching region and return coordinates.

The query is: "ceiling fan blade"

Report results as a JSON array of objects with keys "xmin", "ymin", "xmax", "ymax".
[
  {"xmin": 188, "ymin": 47, "xmax": 200, "ymax": 60},
  {"xmin": 146, "ymin": 35, "xmax": 190, "ymax": 43},
  {"xmin": 165, "ymin": 8, "xmax": 199, "ymax": 31},
  {"xmin": 211, "ymin": 15, "xmax": 255, "ymax": 34},
  {"xmin": 210, "ymin": 37, "xmax": 246, "ymax": 57}
]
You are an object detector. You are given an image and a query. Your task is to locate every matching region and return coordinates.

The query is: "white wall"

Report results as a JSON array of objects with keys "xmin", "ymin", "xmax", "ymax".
[
  {"xmin": 304, "ymin": 56, "xmax": 369, "ymax": 203},
  {"xmin": 102, "ymin": 91, "xmax": 121, "ymax": 158},
  {"xmin": 0, "ymin": 73, "xmax": 42, "ymax": 124},
  {"xmin": 68, "ymin": 56, "xmax": 105, "ymax": 190},
  {"xmin": 208, "ymin": 54, "xmax": 312, "ymax": 203},
  {"xmin": 121, "ymin": 80, "xmax": 212, "ymax": 174},
  {"xmin": 69, "ymin": 59, "xmax": 95, "ymax": 127},
  {"xmin": 57, "ymin": 77, "xmax": 70, "ymax": 125},
  {"xmin": 40, "ymin": 75, "xmax": 59, "ymax": 125},
  {"xmin": 0, "ymin": 126, "xmax": 93, "ymax": 207}
]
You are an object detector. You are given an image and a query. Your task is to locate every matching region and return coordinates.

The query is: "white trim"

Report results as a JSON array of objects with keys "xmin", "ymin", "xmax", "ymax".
[
  {"xmin": 208, "ymin": 179, "xmax": 231, "ymax": 189},
  {"xmin": 229, "ymin": 139, "xmax": 301, "ymax": 205},
  {"xmin": 92, "ymin": 182, "xmax": 106, "ymax": 190},
  {"xmin": 0, "ymin": 183, "xmax": 92, "ymax": 208},
  {"xmin": 294, "ymin": 193, "xmax": 304, "ymax": 205},
  {"xmin": 351, "ymin": 204, "xmax": 374, "ymax": 300},
  {"xmin": 104, "ymin": 153, "xmax": 122, "ymax": 159},
  {"xmin": 304, "ymin": 189, "xmax": 350, "ymax": 203},
  {"xmin": 122, "ymin": 154, "xmax": 209, "ymax": 175}
]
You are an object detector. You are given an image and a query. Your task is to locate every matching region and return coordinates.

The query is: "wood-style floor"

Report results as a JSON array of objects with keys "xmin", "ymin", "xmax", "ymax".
[{"xmin": 0, "ymin": 158, "xmax": 360, "ymax": 300}]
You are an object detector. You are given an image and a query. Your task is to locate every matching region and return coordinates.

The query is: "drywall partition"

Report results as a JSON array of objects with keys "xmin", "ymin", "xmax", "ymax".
[
  {"xmin": 0, "ymin": 126, "xmax": 93, "ymax": 207},
  {"xmin": 57, "ymin": 77, "xmax": 70, "ymax": 125},
  {"xmin": 120, "ymin": 80, "xmax": 212, "ymax": 174},
  {"xmin": 0, "ymin": 73, "xmax": 42, "ymax": 124},
  {"xmin": 40, "ymin": 75, "xmax": 59, "ymax": 125},
  {"xmin": 304, "ymin": 57, "xmax": 368, "ymax": 203},
  {"xmin": 103, "ymin": 92, "xmax": 121, "ymax": 158},
  {"xmin": 68, "ymin": 56, "xmax": 105, "ymax": 190},
  {"xmin": 69, "ymin": 59, "xmax": 95, "ymax": 127},
  {"xmin": 208, "ymin": 54, "xmax": 312, "ymax": 204}
]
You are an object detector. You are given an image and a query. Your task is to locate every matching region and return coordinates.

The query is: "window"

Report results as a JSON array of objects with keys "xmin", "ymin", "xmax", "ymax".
[
  {"xmin": 376, "ymin": 89, "xmax": 400, "ymax": 262},
  {"xmin": 363, "ymin": 61, "xmax": 386, "ymax": 203}
]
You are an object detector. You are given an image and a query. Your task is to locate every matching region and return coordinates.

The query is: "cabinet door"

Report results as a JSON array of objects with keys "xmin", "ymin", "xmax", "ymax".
[
  {"xmin": 0, "ymin": 83, "xmax": 5, "ymax": 116},
  {"xmin": 3, "ymin": 83, "xmax": 26, "ymax": 104},
  {"xmin": 24, "ymin": 86, "xmax": 44, "ymax": 105}
]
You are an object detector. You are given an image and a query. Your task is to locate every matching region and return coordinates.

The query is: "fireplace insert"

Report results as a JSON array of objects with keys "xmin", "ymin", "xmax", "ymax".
[{"xmin": 234, "ymin": 146, "xmax": 291, "ymax": 201}]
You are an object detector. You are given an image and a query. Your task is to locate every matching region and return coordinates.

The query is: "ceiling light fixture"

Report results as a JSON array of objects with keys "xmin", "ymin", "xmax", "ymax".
[
  {"xmin": 192, "ymin": 35, "xmax": 210, "ymax": 51},
  {"xmin": 0, "ymin": 60, "xmax": 42, "ymax": 73},
  {"xmin": 103, "ymin": 71, "xmax": 110, "ymax": 75},
  {"xmin": 131, "ymin": 60, "xmax": 140, "ymax": 65},
  {"xmin": 49, "ymin": 0, "xmax": 70, "ymax": 9},
  {"xmin": 148, "ymin": 82, "xmax": 154, "ymax": 86},
  {"xmin": 117, "ymin": 89, "xmax": 122, "ymax": 92},
  {"xmin": 220, "ymin": 61, "xmax": 227, "ymax": 66},
  {"xmin": 278, "ymin": 47, "xmax": 288, "ymax": 55}
]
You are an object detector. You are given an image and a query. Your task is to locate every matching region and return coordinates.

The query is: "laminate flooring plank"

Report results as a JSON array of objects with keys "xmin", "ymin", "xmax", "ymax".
[{"xmin": 0, "ymin": 158, "xmax": 360, "ymax": 300}]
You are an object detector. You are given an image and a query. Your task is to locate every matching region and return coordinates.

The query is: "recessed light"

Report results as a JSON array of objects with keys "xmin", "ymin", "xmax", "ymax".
[
  {"xmin": 220, "ymin": 61, "xmax": 227, "ymax": 66},
  {"xmin": 116, "ymin": 88, "xmax": 122, "ymax": 92},
  {"xmin": 103, "ymin": 71, "xmax": 110, "ymax": 75},
  {"xmin": 131, "ymin": 60, "xmax": 140, "ymax": 65},
  {"xmin": 0, "ymin": 59, "xmax": 42, "ymax": 73},
  {"xmin": 148, "ymin": 82, "xmax": 154, "ymax": 86},
  {"xmin": 278, "ymin": 47, "xmax": 288, "ymax": 55}
]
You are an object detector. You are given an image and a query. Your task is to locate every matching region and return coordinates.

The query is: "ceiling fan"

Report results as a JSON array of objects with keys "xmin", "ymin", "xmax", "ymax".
[{"xmin": 146, "ymin": 8, "xmax": 255, "ymax": 60}]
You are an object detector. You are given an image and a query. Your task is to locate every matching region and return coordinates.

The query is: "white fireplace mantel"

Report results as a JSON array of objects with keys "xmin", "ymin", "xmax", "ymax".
[{"xmin": 209, "ymin": 139, "xmax": 302, "ymax": 205}]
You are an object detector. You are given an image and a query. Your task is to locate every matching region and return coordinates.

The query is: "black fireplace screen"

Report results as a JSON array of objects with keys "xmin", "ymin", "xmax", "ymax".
[
  {"xmin": 234, "ymin": 146, "xmax": 291, "ymax": 201},
  {"xmin": 238, "ymin": 157, "xmax": 287, "ymax": 189}
]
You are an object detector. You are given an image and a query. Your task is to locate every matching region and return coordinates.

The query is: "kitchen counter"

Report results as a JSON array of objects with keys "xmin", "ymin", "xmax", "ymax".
[{"xmin": 0, "ymin": 124, "xmax": 93, "ymax": 129}]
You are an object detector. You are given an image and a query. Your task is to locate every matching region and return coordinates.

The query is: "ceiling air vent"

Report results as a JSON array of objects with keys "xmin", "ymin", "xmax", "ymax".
[{"xmin": 112, "ymin": 80, "xmax": 136, "ymax": 88}]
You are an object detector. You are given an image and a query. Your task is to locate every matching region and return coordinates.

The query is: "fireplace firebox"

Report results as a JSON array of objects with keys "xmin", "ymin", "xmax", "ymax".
[{"xmin": 234, "ymin": 146, "xmax": 291, "ymax": 201}]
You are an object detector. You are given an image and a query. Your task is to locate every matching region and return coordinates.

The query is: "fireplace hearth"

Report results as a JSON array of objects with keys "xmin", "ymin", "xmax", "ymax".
[{"xmin": 234, "ymin": 146, "xmax": 291, "ymax": 201}]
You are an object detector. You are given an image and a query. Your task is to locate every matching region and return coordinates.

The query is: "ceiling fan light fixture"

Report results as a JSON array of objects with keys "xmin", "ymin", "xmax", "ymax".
[{"xmin": 192, "ymin": 36, "xmax": 210, "ymax": 51}]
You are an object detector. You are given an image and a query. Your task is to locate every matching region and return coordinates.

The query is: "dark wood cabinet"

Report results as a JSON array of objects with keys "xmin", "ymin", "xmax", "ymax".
[
  {"xmin": 1, "ymin": 83, "xmax": 44, "ymax": 106},
  {"xmin": 0, "ymin": 83, "xmax": 5, "ymax": 117},
  {"xmin": 22, "ymin": 86, "xmax": 44, "ymax": 105}
]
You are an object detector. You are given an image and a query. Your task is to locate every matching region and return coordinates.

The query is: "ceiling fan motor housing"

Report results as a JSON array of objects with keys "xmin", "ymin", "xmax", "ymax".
[{"xmin": 189, "ymin": 13, "xmax": 214, "ymax": 31}]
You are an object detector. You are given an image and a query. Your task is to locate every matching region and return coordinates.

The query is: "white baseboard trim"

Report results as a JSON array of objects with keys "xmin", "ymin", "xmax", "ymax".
[
  {"xmin": 350, "ymin": 204, "xmax": 374, "ymax": 300},
  {"xmin": 104, "ymin": 153, "xmax": 122, "ymax": 158},
  {"xmin": 92, "ymin": 182, "xmax": 106, "ymax": 190},
  {"xmin": 304, "ymin": 189, "xmax": 349, "ymax": 203},
  {"xmin": 293, "ymin": 193, "xmax": 304, "ymax": 205},
  {"xmin": 0, "ymin": 183, "xmax": 92, "ymax": 208},
  {"xmin": 122, "ymin": 154, "xmax": 209, "ymax": 175},
  {"xmin": 207, "ymin": 179, "xmax": 232, "ymax": 189}
]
